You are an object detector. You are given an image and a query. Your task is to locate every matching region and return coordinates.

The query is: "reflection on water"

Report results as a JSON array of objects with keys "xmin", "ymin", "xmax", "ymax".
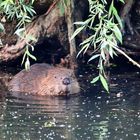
[{"xmin": 0, "ymin": 67, "xmax": 140, "ymax": 140}]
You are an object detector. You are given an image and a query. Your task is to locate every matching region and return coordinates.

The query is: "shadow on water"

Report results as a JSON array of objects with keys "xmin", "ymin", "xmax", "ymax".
[{"xmin": 0, "ymin": 65, "xmax": 140, "ymax": 140}]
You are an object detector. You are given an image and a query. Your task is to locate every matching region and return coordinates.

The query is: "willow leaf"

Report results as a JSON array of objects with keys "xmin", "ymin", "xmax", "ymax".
[
  {"xmin": 113, "ymin": 25, "xmax": 122, "ymax": 44},
  {"xmin": 71, "ymin": 26, "xmax": 84, "ymax": 40},
  {"xmin": 100, "ymin": 74, "xmax": 109, "ymax": 92},
  {"xmin": 91, "ymin": 76, "xmax": 99, "ymax": 84},
  {"xmin": 88, "ymin": 54, "xmax": 100, "ymax": 62}
]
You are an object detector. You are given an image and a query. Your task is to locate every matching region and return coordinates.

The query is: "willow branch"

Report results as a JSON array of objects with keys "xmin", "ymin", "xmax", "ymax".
[{"xmin": 113, "ymin": 46, "xmax": 140, "ymax": 68}]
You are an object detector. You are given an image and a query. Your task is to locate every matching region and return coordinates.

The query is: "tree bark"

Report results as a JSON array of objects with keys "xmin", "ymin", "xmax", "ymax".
[
  {"xmin": 0, "ymin": 0, "xmax": 88, "ymax": 65},
  {"xmin": 65, "ymin": 0, "xmax": 77, "ymax": 69},
  {"xmin": 120, "ymin": 0, "xmax": 135, "ymax": 34},
  {"xmin": 0, "ymin": 0, "xmax": 65, "ymax": 62}
]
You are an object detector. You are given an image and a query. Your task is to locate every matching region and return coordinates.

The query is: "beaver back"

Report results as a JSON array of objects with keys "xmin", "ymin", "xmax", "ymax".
[{"xmin": 8, "ymin": 63, "xmax": 80, "ymax": 96}]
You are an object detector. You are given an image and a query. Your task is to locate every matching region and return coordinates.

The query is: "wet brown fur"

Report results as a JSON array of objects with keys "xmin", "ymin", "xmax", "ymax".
[{"xmin": 8, "ymin": 63, "xmax": 80, "ymax": 96}]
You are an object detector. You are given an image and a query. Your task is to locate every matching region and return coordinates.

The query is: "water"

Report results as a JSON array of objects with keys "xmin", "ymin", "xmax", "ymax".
[{"xmin": 0, "ymin": 66, "xmax": 140, "ymax": 140}]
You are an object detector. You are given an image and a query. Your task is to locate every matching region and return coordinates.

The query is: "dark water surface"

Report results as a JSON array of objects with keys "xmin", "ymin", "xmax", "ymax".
[{"xmin": 0, "ymin": 66, "xmax": 140, "ymax": 140}]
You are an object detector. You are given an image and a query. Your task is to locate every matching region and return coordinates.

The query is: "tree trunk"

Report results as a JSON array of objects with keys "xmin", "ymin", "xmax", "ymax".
[
  {"xmin": 0, "ymin": 0, "xmax": 88, "ymax": 65},
  {"xmin": 65, "ymin": 0, "xmax": 77, "ymax": 69},
  {"xmin": 0, "ymin": 0, "xmax": 65, "ymax": 62}
]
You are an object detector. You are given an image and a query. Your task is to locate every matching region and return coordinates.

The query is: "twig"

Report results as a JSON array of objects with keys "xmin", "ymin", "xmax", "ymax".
[
  {"xmin": 45, "ymin": 0, "xmax": 60, "ymax": 16},
  {"xmin": 113, "ymin": 45, "xmax": 140, "ymax": 68}
]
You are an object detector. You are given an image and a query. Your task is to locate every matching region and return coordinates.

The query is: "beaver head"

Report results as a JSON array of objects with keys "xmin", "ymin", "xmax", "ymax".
[
  {"xmin": 8, "ymin": 63, "xmax": 80, "ymax": 96},
  {"xmin": 38, "ymin": 67, "xmax": 80, "ymax": 96}
]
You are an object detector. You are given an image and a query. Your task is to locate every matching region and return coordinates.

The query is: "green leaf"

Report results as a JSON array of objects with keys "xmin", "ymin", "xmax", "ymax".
[
  {"xmin": 108, "ymin": 46, "xmax": 114, "ymax": 58},
  {"xmin": 9, "ymin": 0, "xmax": 14, "ymax": 4},
  {"xmin": 0, "ymin": 23, "xmax": 5, "ymax": 32},
  {"xmin": 118, "ymin": 0, "xmax": 125, "ymax": 3},
  {"xmin": 74, "ymin": 21, "xmax": 85, "ymax": 25},
  {"xmin": 77, "ymin": 43, "xmax": 90, "ymax": 57},
  {"xmin": 91, "ymin": 76, "xmax": 99, "ymax": 84},
  {"xmin": 112, "ymin": 6, "xmax": 123, "ymax": 29},
  {"xmin": 31, "ymin": 0, "xmax": 35, "ymax": 4},
  {"xmin": 25, "ymin": 57, "xmax": 30, "ymax": 70},
  {"xmin": 71, "ymin": 26, "xmax": 85, "ymax": 40},
  {"xmin": 14, "ymin": 28, "xmax": 25, "ymax": 37},
  {"xmin": 101, "ymin": 49, "xmax": 106, "ymax": 60},
  {"xmin": 25, "ymin": 6, "xmax": 36, "ymax": 16},
  {"xmin": 26, "ymin": 50, "xmax": 37, "ymax": 61},
  {"xmin": 21, "ymin": 52, "xmax": 26, "ymax": 65},
  {"xmin": 88, "ymin": 54, "xmax": 100, "ymax": 62},
  {"xmin": 100, "ymin": 41, "xmax": 108, "ymax": 49},
  {"xmin": 108, "ymin": 1, "xmax": 113, "ymax": 18},
  {"xmin": 99, "ymin": 74, "xmax": 109, "ymax": 92},
  {"xmin": 26, "ymin": 34, "xmax": 37, "ymax": 42},
  {"xmin": 80, "ymin": 35, "xmax": 93, "ymax": 46},
  {"xmin": 112, "ymin": 25, "xmax": 122, "ymax": 44},
  {"xmin": 64, "ymin": 0, "xmax": 68, "ymax": 5}
]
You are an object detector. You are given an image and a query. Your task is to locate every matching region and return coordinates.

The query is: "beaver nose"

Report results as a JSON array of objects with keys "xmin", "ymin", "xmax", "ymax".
[{"xmin": 62, "ymin": 78, "xmax": 71, "ymax": 85}]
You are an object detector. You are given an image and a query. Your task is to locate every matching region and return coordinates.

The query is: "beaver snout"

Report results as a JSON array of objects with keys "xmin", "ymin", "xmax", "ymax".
[{"xmin": 62, "ymin": 78, "xmax": 71, "ymax": 85}]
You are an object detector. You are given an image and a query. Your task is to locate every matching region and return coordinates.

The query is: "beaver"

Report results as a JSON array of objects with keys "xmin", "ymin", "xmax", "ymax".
[{"xmin": 8, "ymin": 63, "xmax": 80, "ymax": 96}]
